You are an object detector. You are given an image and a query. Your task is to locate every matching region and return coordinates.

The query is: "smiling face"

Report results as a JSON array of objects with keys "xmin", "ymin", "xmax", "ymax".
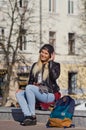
[{"xmin": 40, "ymin": 49, "xmax": 50, "ymax": 63}]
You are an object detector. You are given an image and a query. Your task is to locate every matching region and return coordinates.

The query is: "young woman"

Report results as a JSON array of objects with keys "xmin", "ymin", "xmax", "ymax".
[{"xmin": 16, "ymin": 44, "xmax": 61, "ymax": 126}]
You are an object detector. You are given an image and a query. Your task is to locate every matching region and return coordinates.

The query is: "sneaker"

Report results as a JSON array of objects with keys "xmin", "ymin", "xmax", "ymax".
[{"xmin": 20, "ymin": 116, "xmax": 37, "ymax": 126}]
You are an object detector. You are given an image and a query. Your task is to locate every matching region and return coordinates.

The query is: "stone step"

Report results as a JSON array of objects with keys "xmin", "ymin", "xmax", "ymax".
[
  {"xmin": 0, "ymin": 107, "xmax": 86, "ymax": 127},
  {"xmin": 0, "ymin": 107, "xmax": 50, "ymax": 122}
]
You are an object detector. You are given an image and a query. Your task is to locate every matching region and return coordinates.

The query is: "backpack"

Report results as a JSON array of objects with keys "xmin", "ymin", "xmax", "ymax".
[{"xmin": 46, "ymin": 95, "xmax": 75, "ymax": 128}]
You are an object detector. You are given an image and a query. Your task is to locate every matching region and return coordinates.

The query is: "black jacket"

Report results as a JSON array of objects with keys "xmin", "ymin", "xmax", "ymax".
[{"xmin": 28, "ymin": 61, "xmax": 60, "ymax": 93}]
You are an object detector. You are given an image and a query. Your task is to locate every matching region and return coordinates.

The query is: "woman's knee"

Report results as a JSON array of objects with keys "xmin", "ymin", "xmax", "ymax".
[
  {"xmin": 25, "ymin": 84, "xmax": 36, "ymax": 90},
  {"xmin": 25, "ymin": 85, "xmax": 38, "ymax": 93},
  {"xmin": 25, "ymin": 85, "xmax": 32, "ymax": 91}
]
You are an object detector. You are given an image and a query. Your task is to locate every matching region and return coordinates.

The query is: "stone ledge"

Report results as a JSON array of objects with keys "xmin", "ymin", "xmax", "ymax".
[
  {"xmin": 0, "ymin": 107, "xmax": 86, "ymax": 127},
  {"xmin": 0, "ymin": 107, "xmax": 86, "ymax": 116}
]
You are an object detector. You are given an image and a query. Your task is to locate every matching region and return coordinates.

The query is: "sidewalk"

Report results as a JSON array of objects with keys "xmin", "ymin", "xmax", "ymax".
[{"xmin": 0, "ymin": 120, "xmax": 86, "ymax": 130}]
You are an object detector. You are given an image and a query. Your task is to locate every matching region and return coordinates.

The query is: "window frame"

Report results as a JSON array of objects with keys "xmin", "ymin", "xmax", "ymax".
[
  {"xmin": 49, "ymin": 31, "xmax": 56, "ymax": 49},
  {"xmin": 19, "ymin": 0, "xmax": 28, "ymax": 8},
  {"xmin": 68, "ymin": 71, "xmax": 77, "ymax": 94},
  {"xmin": 19, "ymin": 26, "xmax": 27, "ymax": 51},
  {"xmin": 68, "ymin": 33, "xmax": 75, "ymax": 55},
  {"xmin": 49, "ymin": 0, "xmax": 57, "ymax": 13},
  {"xmin": 68, "ymin": 0, "xmax": 74, "ymax": 14}
]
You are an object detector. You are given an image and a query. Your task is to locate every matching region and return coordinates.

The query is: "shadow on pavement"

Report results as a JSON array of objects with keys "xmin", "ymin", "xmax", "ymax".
[{"xmin": 11, "ymin": 108, "xmax": 24, "ymax": 122}]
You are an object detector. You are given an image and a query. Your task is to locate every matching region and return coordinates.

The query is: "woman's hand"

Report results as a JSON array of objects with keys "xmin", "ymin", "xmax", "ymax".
[
  {"xmin": 51, "ymin": 52, "xmax": 55, "ymax": 61},
  {"xmin": 49, "ymin": 52, "xmax": 55, "ymax": 61},
  {"xmin": 33, "ymin": 82, "xmax": 41, "ymax": 87},
  {"xmin": 16, "ymin": 89, "xmax": 23, "ymax": 93}
]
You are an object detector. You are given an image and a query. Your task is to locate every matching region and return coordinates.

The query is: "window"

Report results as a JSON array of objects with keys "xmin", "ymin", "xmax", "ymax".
[
  {"xmin": 68, "ymin": 33, "xmax": 75, "ymax": 55},
  {"xmin": 68, "ymin": 72, "xmax": 77, "ymax": 94},
  {"xmin": 49, "ymin": 0, "xmax": 57, "ymax": 13},
  {"xmin": 0, "ymin": 28, "xmax": 5, "ymax": 44},
  {"xmin": 49, "ymin": 31, "xmax": 56, "ymax": 48},
  {"xmin": 0, "ymin": 28, "xmax": 5, "ymax": 52},
  {"xmin": 68, "ymin": 0, "xmax": 74, "ymax": 14},
  {"xmin": 19, "ymin": 0, "xmax": 22, "ymax": 7},
  {"xmin": 19, "ymin": 35, "xmax": 26, "ymax": 50},
  {"xmin": 19, "ymin": 26, "xmax": 27, "ymax": 50},
  {"xmin": 19, "ymin": 0, "xmax": 28, "ymax": 8}
]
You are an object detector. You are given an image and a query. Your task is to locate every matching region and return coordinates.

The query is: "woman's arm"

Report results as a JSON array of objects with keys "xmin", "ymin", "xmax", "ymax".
[
  {"xmin": 49, "ymin": 61, "xmax": 60, "ymax": 81},
  {"xmin": 28, "ymin": 63, "xmax": 36, "ymax": 84}
]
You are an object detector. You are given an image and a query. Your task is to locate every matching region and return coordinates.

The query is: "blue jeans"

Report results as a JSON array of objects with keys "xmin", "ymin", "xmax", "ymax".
[{"xmin": 16, "ymin": 85, "xmax": 55, "ymax": 117}]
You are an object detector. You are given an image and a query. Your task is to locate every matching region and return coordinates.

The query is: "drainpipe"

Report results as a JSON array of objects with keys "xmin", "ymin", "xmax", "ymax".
[{"xmin": 40, "ymin": 0, "xmax": 42, "ymax": 46}]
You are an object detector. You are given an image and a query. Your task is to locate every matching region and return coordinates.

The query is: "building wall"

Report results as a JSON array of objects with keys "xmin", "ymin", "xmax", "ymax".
[
  {"xmin": 0, "ymin": 0, "xmax": 86, "ymax": 96},
  {"xmin": 58, "ymin": 63, "xmax": 86, "ymax": 89}
]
